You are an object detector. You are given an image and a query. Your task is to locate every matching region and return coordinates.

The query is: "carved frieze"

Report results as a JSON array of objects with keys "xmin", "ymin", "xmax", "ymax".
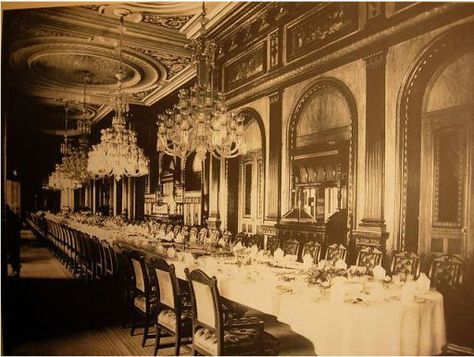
[
  {"xmin": 285, "ymin": 3, "xmax": 358, "ymax": 62},
  {"xmin": 223, "ymin": 42, "xmax": 266, "ymax": 91},
  {"xmin": 141, "ymin": 15, "xmax": 193, "ymax": 30},
  {"xmin": 131, "ymin": 47, "xmax": 189, "ymax": 79}
]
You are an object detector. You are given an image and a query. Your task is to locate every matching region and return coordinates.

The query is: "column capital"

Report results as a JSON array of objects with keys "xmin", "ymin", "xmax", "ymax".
[
  {"xmin": 364, "ymin": 49, "xmax": 387, "ymax": 70},
  {"xmin": 269, "ymin": 90, "xmax": 282, "ymax": 104}
]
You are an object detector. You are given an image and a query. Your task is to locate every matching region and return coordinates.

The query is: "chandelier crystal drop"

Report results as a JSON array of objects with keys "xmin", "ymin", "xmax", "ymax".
[
  {"xmin": 87, "ymin": 16, "xmax": 149, "ymax": 181},
  {"xmin": 156, "ymin": 3, "xmax": 244, "ymax": 162}
]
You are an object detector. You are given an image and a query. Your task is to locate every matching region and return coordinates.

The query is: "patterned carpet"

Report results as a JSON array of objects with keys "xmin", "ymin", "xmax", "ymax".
[{"xmin": 4, "ymin": 234, "xmax": 316, "ymax": 356}]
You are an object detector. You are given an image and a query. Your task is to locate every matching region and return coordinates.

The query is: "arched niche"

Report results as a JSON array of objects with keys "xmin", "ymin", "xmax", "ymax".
[
  {"xmin": 226, "ymin": 107, "xmax": 266, "ymax": 235},
  {"xmin": 184, "ymin": 151, "xmax": 202, "ymax": 192},
  {"xmin": 286, "ymin": 78, "xmax": 358, "ymax": 242},
  {"xmin": 397, "ymin": 22, "xmax": 474, "ymax": 255}
]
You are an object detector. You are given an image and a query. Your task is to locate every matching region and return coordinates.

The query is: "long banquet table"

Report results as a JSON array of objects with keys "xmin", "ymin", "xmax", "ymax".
[{"xmin": 47, "ymin": 213, "xmax": 447, "ymax": 356}]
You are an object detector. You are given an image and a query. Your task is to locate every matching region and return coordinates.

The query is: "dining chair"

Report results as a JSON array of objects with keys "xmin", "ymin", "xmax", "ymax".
[
  {"xmin": 266, "ymin": 236, "xmax": 280, "ymax": 255},
  {"xmin": 127, "ymin": 250, "xmax": 156, "ymax": 347},
  {"xmin": 356, "ymin": 246, "xmax": 383, "ymax": 274},
  {"xmin": 302, "ymin": 241, "xmax": 322, "ymax": 264},
  {"xmin": 390, "ymin": 251, "xmax": 421, "ymax": 278},
  {"xmin": 249, "ymin": 234, "xmax": 264, "ymax": 250},
  {"xmin": 429, "ymin": 254, "xmax": 464, "ymax": 290},
  {"xmin": 185, "ymin": 268, "xmax": 264, "ymax": 356},
  {"xmin": 325, "ymin": 243, "xmax": 348, "ymax": 264},
  {"xmin": 198, "ymin": 228, "xmax": 208, "ymax": 245},
  {"xmin": 235, "ymin": 232, "xmax": 248, "ymax": 246},
  {"xmin": 152, "ymin": 258, "xmax": 192, "ymax": 356},
  {"xmin": 282, "ymin": 239, "xmax": 300, "ymax": 261}
]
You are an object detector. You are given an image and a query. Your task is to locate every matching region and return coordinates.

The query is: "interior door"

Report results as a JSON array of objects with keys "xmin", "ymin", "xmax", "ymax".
[{"xmin": 419, "ymin": 106, "xmax": 474, "ymax": 257}]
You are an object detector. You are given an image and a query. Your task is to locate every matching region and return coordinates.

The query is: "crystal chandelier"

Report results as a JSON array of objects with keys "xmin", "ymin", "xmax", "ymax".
[
  {"xmin": 87, "ymin": 16, "xmax": 149, "ymax": 181},
  {"xmin": 47, "ymin": 103, "xmax": 82, "ymax": 190},
  {"xmin": 61, "ymin": 72, "xmax": 92, "ymax": 185},
  {"xmin": 156, "ymin": 3, "xmax": 244, "ymax": 162}
]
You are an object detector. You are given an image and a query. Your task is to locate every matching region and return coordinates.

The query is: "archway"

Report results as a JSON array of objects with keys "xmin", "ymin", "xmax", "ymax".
[
  {"xmin": 286, "ymin": 77, "xmax": 358, "ymax": 245},
  {"xmin": 397, "ymin": 22, "xmax": 474, "ymax": 256}
]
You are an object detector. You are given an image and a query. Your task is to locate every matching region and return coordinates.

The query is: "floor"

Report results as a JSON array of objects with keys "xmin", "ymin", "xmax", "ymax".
[{"xmin": 4, "ymin": 231, "xmax": 316, "ymax": 356}]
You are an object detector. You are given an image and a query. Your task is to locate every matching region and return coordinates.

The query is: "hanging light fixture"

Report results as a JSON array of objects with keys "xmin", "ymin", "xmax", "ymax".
[
  {"xmin": 61, "ymin": 71, "xmax": 92, "ymax": 185},
  {"xmin": 156, "ymin": 2, "xmax": 244, "ymax": 162},
  {"xmin": 48, "ymin": 102, "xmax": 82, "ymax": 190},
  {"xmin": 87, "ymin": 16, "xmax": 149, "ymax": 181}
]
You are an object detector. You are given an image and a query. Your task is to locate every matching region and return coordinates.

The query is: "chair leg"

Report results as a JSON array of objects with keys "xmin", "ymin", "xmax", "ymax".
[
  {"xmin": 142, "ymin": 315, "xmax": 150, "ymax": 347},
  {"xmin": 175, "ymin": 332, "xmax": 181, "ymax": 356},
  {"xmin": 130, "ymin": 311, "xmax": 136, "ymax": 336},
  {"xmin": 154, "ymin": 325, "xmax": 161, "ymax": 356}
]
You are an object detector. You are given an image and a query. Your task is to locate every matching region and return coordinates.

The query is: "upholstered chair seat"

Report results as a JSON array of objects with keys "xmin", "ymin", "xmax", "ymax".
[{"xmin": 157, "ymin": 309, "xmax": 192, "ymax": 332}]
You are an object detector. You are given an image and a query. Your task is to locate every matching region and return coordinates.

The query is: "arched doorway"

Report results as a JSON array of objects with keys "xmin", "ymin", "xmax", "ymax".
[
  {"xmin": 183, "ymin": 151, "xmax": 203, "ymax": 226},
  {"xmin": 398, "ymin": 22, "xmax": 474, "ymax": 257},
  {"xmin": 285, "ymin": 78, "xmax": 357, "ymax": 246},
  {"xmin": 227, "ymin": 109, "xmax": 265, "ymax": 235}
]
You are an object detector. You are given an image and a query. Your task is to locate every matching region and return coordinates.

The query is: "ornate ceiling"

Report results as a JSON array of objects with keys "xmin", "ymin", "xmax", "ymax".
[{"xmin": 4, "ymin": 2, "xmax": 239, "ymax": 135}]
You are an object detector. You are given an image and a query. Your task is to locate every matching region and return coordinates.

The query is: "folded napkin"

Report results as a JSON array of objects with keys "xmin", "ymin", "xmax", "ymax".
[
  {"xmin": 250, "ymin": 244, "xmax": 259, "ymax": 257},
  {"xmin": 233, "ymin": 242, "xmax": 243, "ymax": 252},
  {"xmin": 373, "ymin": 265, "xmax": 386, "ymax": 280},
  {"xmin": 416, "ymin": 273, "xmax": 431, "ymax": 293},
  {"xmin": 273, "ymin": 248, "xmax": 284, "ymax": 262},
  {"xmin": 318, "ymin": 260, "xmax": 327, "ymax": 269},
  {"xmin": 303, "ymin": 253, "xmax": 313, "ymax": 269},
  {"xmin": 335, "ymin": 259, "xmax": 347, "ymax": 270},
  {"xmin": 167, "ymin": 246, "xmax": 176, "ymax": 259},
  {"xmin": 155, "ymin": 244, "xmax": 164, "ymax": 255}
]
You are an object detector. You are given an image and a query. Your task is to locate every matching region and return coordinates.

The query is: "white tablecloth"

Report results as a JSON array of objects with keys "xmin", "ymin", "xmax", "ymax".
[{"xmin": 45, "ymin": 215, "xmax": 447, "ymax": 356}]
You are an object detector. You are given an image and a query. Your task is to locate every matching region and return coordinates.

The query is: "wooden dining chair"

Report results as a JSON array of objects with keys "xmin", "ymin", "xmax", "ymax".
[
  {"xmin": 152, "ymin": 258, "xmax": 192, "ymax": 356},
  {"xmin": 265, "ymin": 236, "xmax": 280, "ymax": 255},
  {"xmin": 390, "ymin": 251, "xmax": 421, "ymax": 278},
  {"xmin": 302, "ymin": 241, "xmax": 322, "ymax": 264},
  {"xmin": 249, "ymin": 234, "xmax": 264, "ymax": 250},
  {"xmin": 356, "ymin": 246, "xmax": 383, "ymax": 274},
  {"xmin": 127, "ymin": 250, "xmax": 156, "ymax": 347},
  {"xmin": 429, "ymin": 254, "xmax": 464, "ymax": 290},
  {"xmin": 185, "ymin": 268, "xmax": 264, "ymax": 356},
  {"xmin": 281, "ymin": 239, "xmax": 300, "ymax": 262},
  {"xmin": 325, "ymin": 243, "xmax": 348, "ymax": 264}
]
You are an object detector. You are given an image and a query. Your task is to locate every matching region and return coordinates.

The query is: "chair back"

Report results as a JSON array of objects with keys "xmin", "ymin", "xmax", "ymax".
[
  {"xmin": 186, "ymin": 268, "xmax": 222, "ymax": 332},
  {"xmin": 266, "ymin": 236, "xmax": 280, "ymax": 254},
  {"xmin": 390, "ymin": 251, "xmax": 421, "ymax": 278},
  {"xmin": 325, "ymin": 243, "xmax": 347, "ymax": 263},
  {"xmin": 250, "ymin": 234, "xmax": 264, "ymax": 250},
  {"xmin": 429, "ymin": 254, "xmax": 464, "ymax": 290},
  {"xmin": 282, "ymin": 239, "xmax": 299, "ymax": 260},
  {"xmin": 153, "ymin": 258, "xmax": 179, "ymax": 310},
  {"xmin": 302, "ymin": 241, "xmax": 322, "ymax": 263},
  {"xmin": 356, "ymin": 246, "xmax": 383, "ymax": 274},
  {"xmin": 128, "ymin": 250, "xmax": 149, "ymax": 294}
]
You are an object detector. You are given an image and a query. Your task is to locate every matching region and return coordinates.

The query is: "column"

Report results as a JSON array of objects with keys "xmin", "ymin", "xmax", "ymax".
[
  {"xmin": 206, "ymin": 155, "xmax": 221, "ymax": 229},
  {"xmin": 122, "ymin": 177, "xmax": 128, "ymax": 218},
  {"xmin": 128, "ymin": 177, "xmax": 134, "ymax": 221},
  {"xmin": 113, "ymin": 178, "xmax": 118, "ymax": 216},
  {"xmin": 265, "ymin": 90, "xmax": 283, "ymax": 222},
  {"xmin": 92, "ymin": 180, "xmax": 96, "ymax": 214},
  {"xmin": 263, "ymin": 90, "xmax": 283, "ymax": 247},
  {"xmin": 353, "ymin": 49, "xmax": 388, "ymax": 251}
]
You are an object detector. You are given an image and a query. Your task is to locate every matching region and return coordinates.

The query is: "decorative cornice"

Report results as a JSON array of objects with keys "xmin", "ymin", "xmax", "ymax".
[{"xmin": 224, "ymin": 3, "xmax": 470, "ymax": 107}]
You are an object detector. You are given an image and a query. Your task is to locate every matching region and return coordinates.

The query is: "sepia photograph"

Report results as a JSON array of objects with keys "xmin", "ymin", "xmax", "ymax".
[{"xmin": 1, "ymin": 1, "xmax": 473, "ymax": 355}]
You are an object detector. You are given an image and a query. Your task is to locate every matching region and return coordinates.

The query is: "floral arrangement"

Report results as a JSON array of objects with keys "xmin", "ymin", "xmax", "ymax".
[{"xmin": 306, "ymin": 265, "xmax": 348, "ymax": 285}]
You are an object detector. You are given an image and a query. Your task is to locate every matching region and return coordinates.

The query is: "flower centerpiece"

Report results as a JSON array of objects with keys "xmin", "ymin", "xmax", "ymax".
[{"xmin": 306, "ymin": 265, "xmax": 348, "ymax": 286}]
